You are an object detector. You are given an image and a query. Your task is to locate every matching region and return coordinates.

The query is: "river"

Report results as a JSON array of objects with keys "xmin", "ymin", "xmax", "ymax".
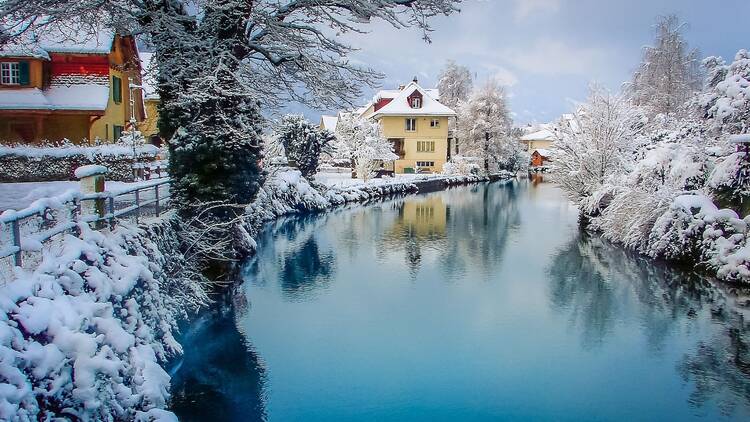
[{"xmin": 169, "ymin": 179, "xmax": 750, "ymax": 421}]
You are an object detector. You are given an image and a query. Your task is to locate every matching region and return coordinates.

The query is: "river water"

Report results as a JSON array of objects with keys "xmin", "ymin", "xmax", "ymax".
[{"xmin": 170, "ymin": 179, "xmax": 750, "ymax": 421}]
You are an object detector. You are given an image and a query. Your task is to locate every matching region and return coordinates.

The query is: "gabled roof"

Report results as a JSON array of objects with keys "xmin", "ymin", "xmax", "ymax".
[
  {"xmin": 0, "ymin": 25, "xmax": 116, "ymax": 60},
  {"xmin": 521, "ymin": 129, "xmax": 555, "ymax": 142},
  {"xmin": 532, "ymin": 148, "xmax": 551, "ymax": 157},
  {"xmin": 0, "ymin": 86, "xmax": 110, "ymax": 111},
  {"xmin": 373, "ymin": 87, "xmax": 439, "ymax": 102},
  {"xmin": 320, "ymin": 115, "xmax": 338, "ymax": 132},
  {"xmin": 371, "ymin": 82, "xmax": 455, "ymax": 118}
]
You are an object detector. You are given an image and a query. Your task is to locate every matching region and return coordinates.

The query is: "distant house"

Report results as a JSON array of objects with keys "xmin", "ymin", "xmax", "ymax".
[
  {"xmin": 319, "ymin": 114, "xmax": 338, "ymax": 132},
  {"xmin": 359, "ymin": 78, "xmax": 456, "ymax": 174},
  {"xmin": 531, "ymin": 149, "xmax": 551, "ymax": 167},
  {"xmin": 520, "ymin": 127, "xmax": 555, "ymax": 152},
  {"xmin": 0, "ymin": 28, "xmax": 146, "ymax": 144}
]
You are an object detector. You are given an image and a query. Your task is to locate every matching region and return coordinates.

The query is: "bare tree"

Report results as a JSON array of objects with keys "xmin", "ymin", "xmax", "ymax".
[{"xmin": 628, "ymin": 15, "xmax": 702, "ymax": 115}]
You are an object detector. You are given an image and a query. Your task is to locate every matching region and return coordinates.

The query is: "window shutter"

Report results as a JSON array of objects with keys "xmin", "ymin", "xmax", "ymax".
[
  {"xmin": 18, "ymin": 61, "xmax": 30, "ymax": 86},
  {"xmin": 112, "ymin": 76, "xmax": 122, "ymax": 103}
]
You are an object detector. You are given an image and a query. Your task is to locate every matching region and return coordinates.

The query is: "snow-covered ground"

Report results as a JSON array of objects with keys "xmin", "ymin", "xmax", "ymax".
[{"xmin": 314, "ymin": 171, "xmax": 446, "ymax": 189}]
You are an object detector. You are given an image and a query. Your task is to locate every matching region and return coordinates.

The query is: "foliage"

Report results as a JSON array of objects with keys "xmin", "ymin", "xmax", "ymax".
[
  {"xmin": 437, "ymin": 59, "xmax": 473, "ymax": 109},
  {"xmin": 276, "ymin": 114, "xmax": 335, "ymax": 179}
]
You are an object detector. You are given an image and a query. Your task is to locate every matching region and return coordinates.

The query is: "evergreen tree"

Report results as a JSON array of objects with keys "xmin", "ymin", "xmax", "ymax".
[{"xmin": 276, "ymin": 114, "xmax": 335, "ymax": 179}]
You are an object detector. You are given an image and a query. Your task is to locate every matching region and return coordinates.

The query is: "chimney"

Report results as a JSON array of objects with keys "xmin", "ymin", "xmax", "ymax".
[
  {"xmin": 412, "ymin": 76, "xmax": 418, "ymax": 84},
  {"xmin": 398, "ymin": 84, "xmax": 405, "ymax": 90}
]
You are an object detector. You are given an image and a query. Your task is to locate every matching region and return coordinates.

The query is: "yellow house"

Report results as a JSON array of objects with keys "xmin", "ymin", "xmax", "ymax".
[
  {"xmin": 0, "ymin": 28, "xmax": 146, "ymax": 144},
  {"xmin": 361, "ymin": 80, "xmax": 456, "ymax": 174},
  {"xmin": 519, "ymin": 127, "xmax": 555, "ymax": 152}
]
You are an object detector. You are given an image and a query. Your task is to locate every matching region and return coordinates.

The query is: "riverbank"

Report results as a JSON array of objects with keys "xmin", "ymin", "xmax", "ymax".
[{"xmin": 0, "ymin": 169, "xmax": 513, "ymax": 420}]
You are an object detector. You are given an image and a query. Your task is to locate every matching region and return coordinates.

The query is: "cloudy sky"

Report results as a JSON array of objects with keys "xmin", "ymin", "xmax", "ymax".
[{"xmin": 302, "ymin": 0, "xmax": 749, "ymax": 126}]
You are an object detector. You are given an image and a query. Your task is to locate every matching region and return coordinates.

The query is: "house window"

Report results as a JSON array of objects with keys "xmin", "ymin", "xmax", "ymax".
[
  {"xmin": 113, "ymin": 125, "xmax": 124, "ymax": 141},
  {"xmin": 112, "ymin": 76, "xmax": 123, "ymax": 104},
  {"xmin": 430, "ymin": 119, "xmax": 440, "ymax": 128},
  {"xmin": 405, "ymin": 118, "xmax": 417, "ymax": 132},
  {"xmin": 411, "ymin": 97, "xmax": 421, "ymax": 108},
  {"xmin": 416, "ymin": 161, "xmax": 435, "ymax": 167},
  {"xmin": 417, "ymin": 141, "xmax": 435, "ymax": 152},
  {"xmin": 1, "ymin": 62, "xmax": 20, "ymax": 85}
]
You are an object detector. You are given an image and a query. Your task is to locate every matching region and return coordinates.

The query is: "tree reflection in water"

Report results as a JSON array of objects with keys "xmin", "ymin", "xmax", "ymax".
[
  {"xmin": 169, "ymin": 294, "xmax": 268, "ymax": 421},
  {"xmin": 549, "ymin": 233, "xmax": 750, "ymax": 414}
]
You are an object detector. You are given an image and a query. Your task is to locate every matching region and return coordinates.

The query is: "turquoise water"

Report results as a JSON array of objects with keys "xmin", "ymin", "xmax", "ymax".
[{"xmin": 170, "ymin": 180, "xmax": 750, "ymax": 421}]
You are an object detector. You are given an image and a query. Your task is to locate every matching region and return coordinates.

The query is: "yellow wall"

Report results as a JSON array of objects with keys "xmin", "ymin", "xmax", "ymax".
[
  {"xmin": 523, "ymin": 139, "xmax": 553, "ymax": 151},
  {"xmin": 139, "ymin": 99, "xmax": 160, "ymax": 138},
  {"xmin": 378, "ymin": 115, "xmax": 449, "ymax": 173}
]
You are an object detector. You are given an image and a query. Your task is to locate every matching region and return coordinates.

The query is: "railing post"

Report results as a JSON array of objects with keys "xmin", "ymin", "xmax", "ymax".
[
  {"xmin": 154, "ymin": 184, "xmax": 161, "ymax": 217},
  {"xmin": 134, "ymin": 189, "xmax": 140, "ymax": 224},
  {"xmin": 108, "ymin": 196, "xmax": 115, "ymax": 229},
  {"xmin": 76, "ymin": 165, "xmax": 108, "ymax": 229},
  {"xmin": 11, "ymin": 219, "xmax": 22, "ymax": 267}
]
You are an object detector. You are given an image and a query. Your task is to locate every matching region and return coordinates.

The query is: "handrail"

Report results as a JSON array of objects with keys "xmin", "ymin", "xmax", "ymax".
[{"xmin": 0, "ymin": 178, "xmax": 171, "ymax": 267}]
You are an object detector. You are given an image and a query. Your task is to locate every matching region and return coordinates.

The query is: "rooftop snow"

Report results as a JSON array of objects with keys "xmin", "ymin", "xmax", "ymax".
[
  {"xmin": 533, "ymin": 148, "xmax": 552, "ymax": 157},
  {"xmin": 321, "ymin": 115, "xmax": 338, "ymax": 132},
  {"xmin": 521, "ymin": 129, "xmax": 556, "ymax": 142},
  {"xmin": 0, "ymin": 25, "xmax": 115, "ymax": 59},
  {"xmin": 0, "ymin": 85, "xmax": 110, "ymax": 111},
  {"xmin": 371, "ymin": 82, "xmax": 455, "ymax": 118}
]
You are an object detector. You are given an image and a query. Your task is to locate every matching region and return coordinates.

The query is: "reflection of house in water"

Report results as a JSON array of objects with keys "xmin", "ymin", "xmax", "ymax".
[{"xmin": 397, "ymin": 196, "xmax": 447, "ymax": 238}]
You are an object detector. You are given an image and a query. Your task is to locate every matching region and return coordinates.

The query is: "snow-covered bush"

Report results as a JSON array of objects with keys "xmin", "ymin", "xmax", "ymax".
[
  {"xmin": 276, "ymin": 115, "xmax": 335, "ymax": 178},
  {"xmin": 701, "ymin": 50, "xmax": 750, "ymax": 135},
  {"xmin": 0, "ymin": 141, "xmax": 161, "ymax": 182},
  {"xmin": 333, "ymin": 114, "xmax": 397, "ymax": 182},
  {"xmin": 0, "ymin": 216, "xmax": 207, "ymax": 421},
  {"xmin": 442, "ymin": 156, "xmax": 481, "ymax": 176}
]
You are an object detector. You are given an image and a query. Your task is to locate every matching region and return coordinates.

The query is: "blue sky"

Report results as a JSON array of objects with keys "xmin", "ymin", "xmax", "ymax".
[{"xmin": 296, "ymin": 0, "xmax": 749, "ymax": 126}]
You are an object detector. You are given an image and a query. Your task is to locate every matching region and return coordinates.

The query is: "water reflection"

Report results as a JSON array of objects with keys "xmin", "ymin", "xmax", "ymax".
[
  {"xmin": 549, "ymin": 234, "xmax": 750, "ymax": 414},
  {"xmin": 169, "ymin": 295, "xmax": 267, "ymax": 421}
]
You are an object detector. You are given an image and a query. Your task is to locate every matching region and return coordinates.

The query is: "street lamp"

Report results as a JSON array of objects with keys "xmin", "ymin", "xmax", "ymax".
[{"xmin": 128, "ymin": 77, "xmax": 144, "ymax": 179}]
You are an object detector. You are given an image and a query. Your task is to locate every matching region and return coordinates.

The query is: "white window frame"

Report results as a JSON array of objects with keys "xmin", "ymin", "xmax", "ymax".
[
  {"xmin": 405, "ymin": 118, "xmax": 417, "ymax": 132},
  {"xmin": 416, "ymin": 161, "xmax": 435, "ymax": 167},
  {"xmin": 411, "ymin": 97, "xmax": 421, "ymax": 108},
  {"xmin": 1, "ymin": 62, "xmax": 20, "ymax": 85},
  {"xmin": 430, "ymin": 119, "xmax": 440, "ymax": 128}
]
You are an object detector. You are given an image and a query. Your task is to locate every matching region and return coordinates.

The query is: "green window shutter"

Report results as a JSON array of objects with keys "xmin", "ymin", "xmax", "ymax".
[
  {"xmin": 112, "ymin": 76, "xmax": 122, "ymax": 103},
  {"xmin": 18, "ymin": 61, "xmax": 30, "ymax": 86},
  {"xmin": 113, "ymin": 125, "xmax": 124, "ymax": 141}
]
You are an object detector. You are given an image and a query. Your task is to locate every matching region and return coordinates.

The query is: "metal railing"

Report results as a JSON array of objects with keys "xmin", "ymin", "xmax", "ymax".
[{"xmin": 0, "ymin": 179, "xmax": 171, "ymax": 268}]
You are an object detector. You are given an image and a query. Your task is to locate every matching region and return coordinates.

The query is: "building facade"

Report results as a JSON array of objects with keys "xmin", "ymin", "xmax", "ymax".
[
  {"xmin": 360, "ymin": 80, "xmax": 456, "ymax": 174},
  {"xmin": 0, "ymin": 30, "xmax": 146, "ymax": 144}
]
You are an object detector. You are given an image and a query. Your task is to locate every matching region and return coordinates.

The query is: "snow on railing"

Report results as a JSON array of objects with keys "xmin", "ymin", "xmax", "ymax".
[{"xmin": 0, "ymin": 178, "xmax": 171, "ymax": 269}]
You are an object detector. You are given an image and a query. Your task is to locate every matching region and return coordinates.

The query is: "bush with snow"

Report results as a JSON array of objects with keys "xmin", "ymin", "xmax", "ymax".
[
  {"xmin": 0, "ymin": 217, "xmax": 207, "ymax": 421},
  {"xmin": 333, "ymin": 114, "xmax": 397, "ymax": 182}
]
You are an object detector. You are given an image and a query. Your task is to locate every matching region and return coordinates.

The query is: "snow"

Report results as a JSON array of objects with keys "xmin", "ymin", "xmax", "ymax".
[
  {"xmin": 0, "ymin": 25, "xmax": 114, "ymax": 59},
  {"xmin": 729, "ymin": 134, "xmax": 750, "ymax": 144},
  {"xmin": 74, "ymin": 165, "xmax": 108, "ymax": 179},
  {"xmin": 371, "ymin": 82, "xmax": 455, "ymax": 118},
  {"xmin": 533, "ymin": 148, "xmax": 551, "ymax": 157},
  {"xmin": 521, "ymin": 129, "xmax": 555, "ymax": 142},
  {"xmin": 320, "ymin": 115, "xmax": 339, "ymax": 132},
  {"xmin": 0, "ymin": 85, "xmax": 110, "ymax": 111},
  {"xmin": 0, "ymin": 143, "xmax": 160, "ymax": 159}
]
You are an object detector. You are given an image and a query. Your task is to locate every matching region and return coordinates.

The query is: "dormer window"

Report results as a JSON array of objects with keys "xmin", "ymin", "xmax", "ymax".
[
  {"xmin": 411, "ymin": 97, "xmax": 421, "ymax": 108},
  {"xmin": 407, "ymin": 89, "xmax": 423, "ymax": 109},
  {"xmin": 1, "ymin": 62, "xmax": 20, "ymax": 85}
]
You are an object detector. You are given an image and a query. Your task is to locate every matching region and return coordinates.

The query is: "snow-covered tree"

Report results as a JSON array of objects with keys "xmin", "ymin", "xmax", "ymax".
[
  {"xmin": 456, "ymin": 79, "xmax": 518, "ymax": 173},
  {"xmin": 701, "ymin": 49, "xmax": 750, "ymax": 135},
  {"xmin": 437, "ymin": 60, "xmax": 473, "ymax": 109},
  {"xmin": 628, "ymin": 15, "xmax": 702, "ymax": 116},
  {"xmin": 551, "ymin": 86, "xmax": 647, "ymax": 209},
  {"xmin": 276, "ymin": 114, "xmax": 335, "ymax": 179},
  {"xmin": 334, "ymin": 114, "xmax": 397, "ymax": 182},
  {"xmin": 1, "ymin": 0, "xmax": 461, "ymax": 213}
]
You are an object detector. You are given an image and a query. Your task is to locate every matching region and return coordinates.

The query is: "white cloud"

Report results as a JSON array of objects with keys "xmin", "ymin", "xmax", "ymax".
[
  {"xmin": 514, "ymin": 0, "xmax": 561, "ymax": 21},
  {"xmin": 483, "ymin": 64, "xmax": 519, "ymax": 87},
  {"xmin": 503, "ymin": 39, "xmax": 609, "ymax": 76}
]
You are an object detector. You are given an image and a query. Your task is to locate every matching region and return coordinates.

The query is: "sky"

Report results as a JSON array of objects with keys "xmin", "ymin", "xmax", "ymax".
[{"xmin": 293, "ymin": 0, "xmax": 750, "ymax": 127}]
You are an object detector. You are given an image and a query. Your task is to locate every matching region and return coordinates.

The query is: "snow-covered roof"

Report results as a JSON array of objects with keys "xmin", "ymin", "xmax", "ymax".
[
  {"xmin": 0, "ymin": 26, "xmax": 115, "ymax": 59},
  {"xmin": 139, "ymin": 52, "xmax": 159, "ymax": 101},
  {"xmin": 320, "ymin": 115, "xmax": 338, "ymax": 132},
  {"xmin": 371, "ymin": 82, "xmax": 455, "ymax": 118},
  {"xmin": 374, "ymin": 87, "xmax": 439, "ymax": 102},
  {"xmin": 0, "ymin": 86, "xmax": 110, "ymax": 111},
  {"xmin": 521, "ymin": 129, "xmax": 555, "ymax": 142},
  {"xmin": 532, "ymin": 148, "xmax": 551, "ymax": 157}
]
